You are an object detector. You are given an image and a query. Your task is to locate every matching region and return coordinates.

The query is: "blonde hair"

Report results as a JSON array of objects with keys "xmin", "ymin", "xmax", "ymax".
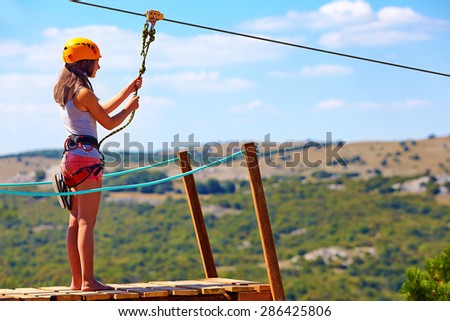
[{"xmin": 53, "ymin": 60, "xmax": 96, "ymax": 107}]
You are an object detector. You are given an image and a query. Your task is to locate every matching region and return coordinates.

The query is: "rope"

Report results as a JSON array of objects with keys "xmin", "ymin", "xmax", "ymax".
[
  {"xmin": 0, "ymin": 140, "xmax": 323, "ymax": 188},
  {"xmin": 0, "ymin": 150, "xmax": 244, "ymax": 197},
  {"xmin": 98, "ymin": 18, "xmax": 157, "ymax": 147},
  {"xmin": 0, "ymin": 156, "xmax": 179, "ymax": 188},
  {"xmin": 70, "ymin": 0, "xmax": 450, "ymax": 78}
]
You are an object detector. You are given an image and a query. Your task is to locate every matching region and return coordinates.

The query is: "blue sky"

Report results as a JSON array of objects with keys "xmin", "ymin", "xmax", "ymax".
[{"xmin": 1, "ymin": 0, "xmax": 449, "ymax": 155}]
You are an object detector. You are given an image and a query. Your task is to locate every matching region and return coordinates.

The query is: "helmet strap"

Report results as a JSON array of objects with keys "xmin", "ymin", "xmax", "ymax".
[{"xmin": 65, "ymin": 63, "xmax": 93, "ymax": 91}]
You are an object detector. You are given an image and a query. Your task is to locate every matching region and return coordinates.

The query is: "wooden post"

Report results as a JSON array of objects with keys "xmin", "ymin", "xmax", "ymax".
[
  {"xmin": 178, "ymin": 151, "xmax": 218, "ymax": 278},
  {"xmin": 242, "ymin": 142, "xmax": 286, "ymax": 301}
]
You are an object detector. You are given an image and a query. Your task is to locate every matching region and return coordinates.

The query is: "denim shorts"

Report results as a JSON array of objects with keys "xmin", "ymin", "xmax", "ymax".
[{"xmin": 61, "ymin": 151, "xmax": 103, "ymax": 187}]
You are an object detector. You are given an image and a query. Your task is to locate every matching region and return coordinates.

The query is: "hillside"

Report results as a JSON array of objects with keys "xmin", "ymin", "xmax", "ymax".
[
  {"xmin": 1, "ymin": 136, "xmax": 450, "ymax": 300},
  {"xmin": 1, "ymin": 136, "xmax": 450, "ymax": 184}
]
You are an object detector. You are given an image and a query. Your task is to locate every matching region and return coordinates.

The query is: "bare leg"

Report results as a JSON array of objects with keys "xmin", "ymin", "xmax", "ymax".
[
  {"xmin": 69, "ymin": 179, "xmax": 112, "ymax": 291},
  {"xmin": 67, "ymin": 196, "xmax": 82, "ymax": 290}
]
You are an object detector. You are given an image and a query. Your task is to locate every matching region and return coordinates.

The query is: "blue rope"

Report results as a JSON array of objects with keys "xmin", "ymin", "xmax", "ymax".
[
  {"xmin": 0, "ymin": 151, "xmax": 244, "ymax": 197},
  {"xmin": 0, "ymin": 157, "xmax": 179, "ymax": 188}
]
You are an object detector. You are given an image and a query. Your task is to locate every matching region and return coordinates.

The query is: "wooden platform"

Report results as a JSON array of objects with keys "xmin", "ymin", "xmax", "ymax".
[{"xmin": 0, "ymin": 278, "xmax": 272, "ymax": 301}]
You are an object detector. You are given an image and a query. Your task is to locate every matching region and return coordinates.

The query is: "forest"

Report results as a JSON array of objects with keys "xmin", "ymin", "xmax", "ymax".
[{"xmin": 1, "ymin": 168, "xmax": 449, "ymax": 301}]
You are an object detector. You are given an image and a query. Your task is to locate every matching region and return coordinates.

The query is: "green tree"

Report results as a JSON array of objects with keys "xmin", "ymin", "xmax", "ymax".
[{"xmin": 401, "ymin": 244, "xmax": 450, "ymax": 300}]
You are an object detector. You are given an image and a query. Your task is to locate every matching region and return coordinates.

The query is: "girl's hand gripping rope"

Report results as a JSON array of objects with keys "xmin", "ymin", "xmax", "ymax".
[
  {"xmin": 125, "ymin": 95, "xmax": 140, "ymax": 113},
  {"xmin": 122, "ymin": 76, "xmax": 142, "ymax": 113},
  {"xmin": 124, "ymin": 75, "xmax": 142, "ymax": 96}
]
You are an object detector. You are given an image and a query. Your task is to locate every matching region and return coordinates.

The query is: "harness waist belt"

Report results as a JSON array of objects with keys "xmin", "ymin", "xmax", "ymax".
[{"xmin": 68, "ymin": 135, "xmax": 99, "ymax": 149}]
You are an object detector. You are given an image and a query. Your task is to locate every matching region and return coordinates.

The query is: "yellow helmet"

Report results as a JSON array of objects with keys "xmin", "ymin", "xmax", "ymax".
[{"xmin": 63, "ymin": 37, "xmax": 101, "ymax": 63}]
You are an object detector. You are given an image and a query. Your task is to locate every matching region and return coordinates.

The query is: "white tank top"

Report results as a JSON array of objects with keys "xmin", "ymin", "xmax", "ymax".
[{"xmin": 60, "ymin": 91, "xmax": 100, "ymax": 158}]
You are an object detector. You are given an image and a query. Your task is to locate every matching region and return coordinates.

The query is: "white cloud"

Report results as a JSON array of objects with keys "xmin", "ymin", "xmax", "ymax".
[
  {"xmin": 151, "ymin": 33, "xmax": 285, "ymax": 69},
  {"xmin": 268, "ymin": 70, "xmax": 296, "ymax": 79},
  {"xmin": 149, "ymin": 71, "xmax": 253, "ymax": 92},
  {"xmin": 269, "ymin": 64, "xmax": 354, "ymax": 79},
  {"xmin": 299, "ymin": 64, "xmax": 353, "ymax": 77},
  {"xmin": 391, "ymin": 99, "xmax": 431, "ymax": 110},
  {"xmin": 0, "ymin": 41, "xmax": 27, "ymax": 59},
  {"xmin": 2, "ymin": 24, "xmax": 285, "ymax": 74},
  {"xmin": 316, "ymin": 0, "xmax": 374, "ymax": 27},
  {"xmin": 0, "ymin": 73, "xmax": 55, "ymax": 106},
  {"xmin": 269, "ymin": 64, "xmax": 353, "ymax": 79},
  {"xmin": 315, "ymin": 99, "xmax": 346, "ymax": 111},
  {"xmin": 241, "ymin": 1, "xmax": 374, "ymax": 32},
  {"xmin": 227, "ymin": 100, "xmax": 279, "ymax": 115},
  {"xmin": 240, "ymin": 0, "xmax": 449, "ymax": 48},
  {"xmin": 376, "ymin": 7, "xmax": 426, "ymax": 27},
  {"xmin": 356, "ymin": 101, "xmax": 382, "ymax": 110},
  {"xmin": 0, "ymin": 25, "xmax": 141, "ymax": 73},
  {"xmin": 320, "ymin": 30, "xmax": 431, "ymax": 47},
  {"xmin": 313, "ymin": 98, "xmax": 432, "ymax": 112}
]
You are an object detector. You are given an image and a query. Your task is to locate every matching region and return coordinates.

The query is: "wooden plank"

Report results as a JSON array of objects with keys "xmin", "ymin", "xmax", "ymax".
[
  {"xmin": 0, "ymin": 295, "xmax": 19, "ymax": 301},
  {"xmin": 111, "ymin": 284, "xmax": 169, "ymax": 298},
  {"xmin": 6, "ymin": 288, "xmax": 52, "ymax": 301},
  {"xmin": 201, "ymin": 277, "xmax": 257, "ymax": 285},
  {"xmin": 39, "ymin": 286, "xmax": 72, "ymax": 292},
  {"xmin": 99, "ymin": 289, "xmax": 140, "ymax": 300},
  {"xmin": 39, "ymin": 286, "xmax": 110, "ymax": 301},
  {"xmin": 202, "ymin": 277, "xmax": 259, "ymax": 285},
  {"xmin": 40, "ymin": 286, "xmax": 139, "ymax": 301},
  {"xmin": 14, "ymin": 287, "xmax": 45, "ymax": 294},
  {"xmin": 12, "ymin": 287, "xmax": 79, "ymax": 301},
  {"xmin": 77, "ymin": 291, "xmax": 111, "ymax": 301},
  {"xmin": 253, "ymin": 284, "xmax": 271, "ymax": 292},
  {"xmin": 20, "ymin": 296, "xmax": 51, "ymax": 301},
  {"xmin": 40, "ymin": 289, "xmax": 110, "ymax": 301},
  {"xmin": 202, "ymin": 278, "xmax": 272, "ymax": 293},
  {"xmin": 0, "ymin": 296, "xmax": 18, "ymax": 301},
  {"xmin": 7, "ymin": 293, "xmax": 50, "ymax": 301},
  {"xmin": 111, "ymin": 285, "xmax": 169, "ymax": 299},
  {"xmin": 242, "ymin": 142, "xmax": 286, "ymax": 301},
  {"xmin": 152, "ymin": 280, "xmax": 225, "ymax": 295},
  {"xmin": 178, "ymin": 151, "xmax": 218, "ymax": 278},
  {"xmin": 146, "ymin": 282, "xmax": 198, "ymax": 296},
  {"xmin": 0, "ymin": 289, "xmax": 24, "ymax": 301},
  {"xmin": 238, "ymin": 291, "xmax": 273, "ymax": 301},
  {"xmin": 197, "ymin": 279, "xmax": 259, "ymax": 293},
  {"xmin": 0, "ymin": 289, "xmax": 15, "ymax": 295}
]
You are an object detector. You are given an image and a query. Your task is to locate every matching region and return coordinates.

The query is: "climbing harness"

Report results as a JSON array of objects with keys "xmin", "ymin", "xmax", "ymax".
[
  {"xmin": 62, "ymin": 135, "xmax": 105, "ymax": 187},
  {"xmin": 53, "ymin": 135, "xmax": 105, "ymax": 210},
  {"xmin": 98, "ymin": 10, "xmax": 163, "ymax": 147}
]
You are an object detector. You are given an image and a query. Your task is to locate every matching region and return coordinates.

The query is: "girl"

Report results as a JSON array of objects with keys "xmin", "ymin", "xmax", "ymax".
[{"xmin": 53, "ymin": 37, "xmax": 142, "ymax": 291}]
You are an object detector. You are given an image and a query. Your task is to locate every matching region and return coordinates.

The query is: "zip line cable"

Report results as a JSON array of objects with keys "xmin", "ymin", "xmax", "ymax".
[{"xmin": 69, "ymin": 0, "xmax": 450, "ymax": 78}]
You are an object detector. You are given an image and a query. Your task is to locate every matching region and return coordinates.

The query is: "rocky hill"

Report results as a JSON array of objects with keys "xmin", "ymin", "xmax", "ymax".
[{"xmin": 1, "ymin": 135, "xmax": 449, "ymax": 184}]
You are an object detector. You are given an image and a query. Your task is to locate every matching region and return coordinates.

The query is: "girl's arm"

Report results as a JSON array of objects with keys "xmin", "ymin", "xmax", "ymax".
[
  {"xmin": 74, "ymin": 88, "xmax": 140, "ymax": 130},
  {"xmin": 101, "ymin": 76, "xmax": 142, "ymax": 114}
]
